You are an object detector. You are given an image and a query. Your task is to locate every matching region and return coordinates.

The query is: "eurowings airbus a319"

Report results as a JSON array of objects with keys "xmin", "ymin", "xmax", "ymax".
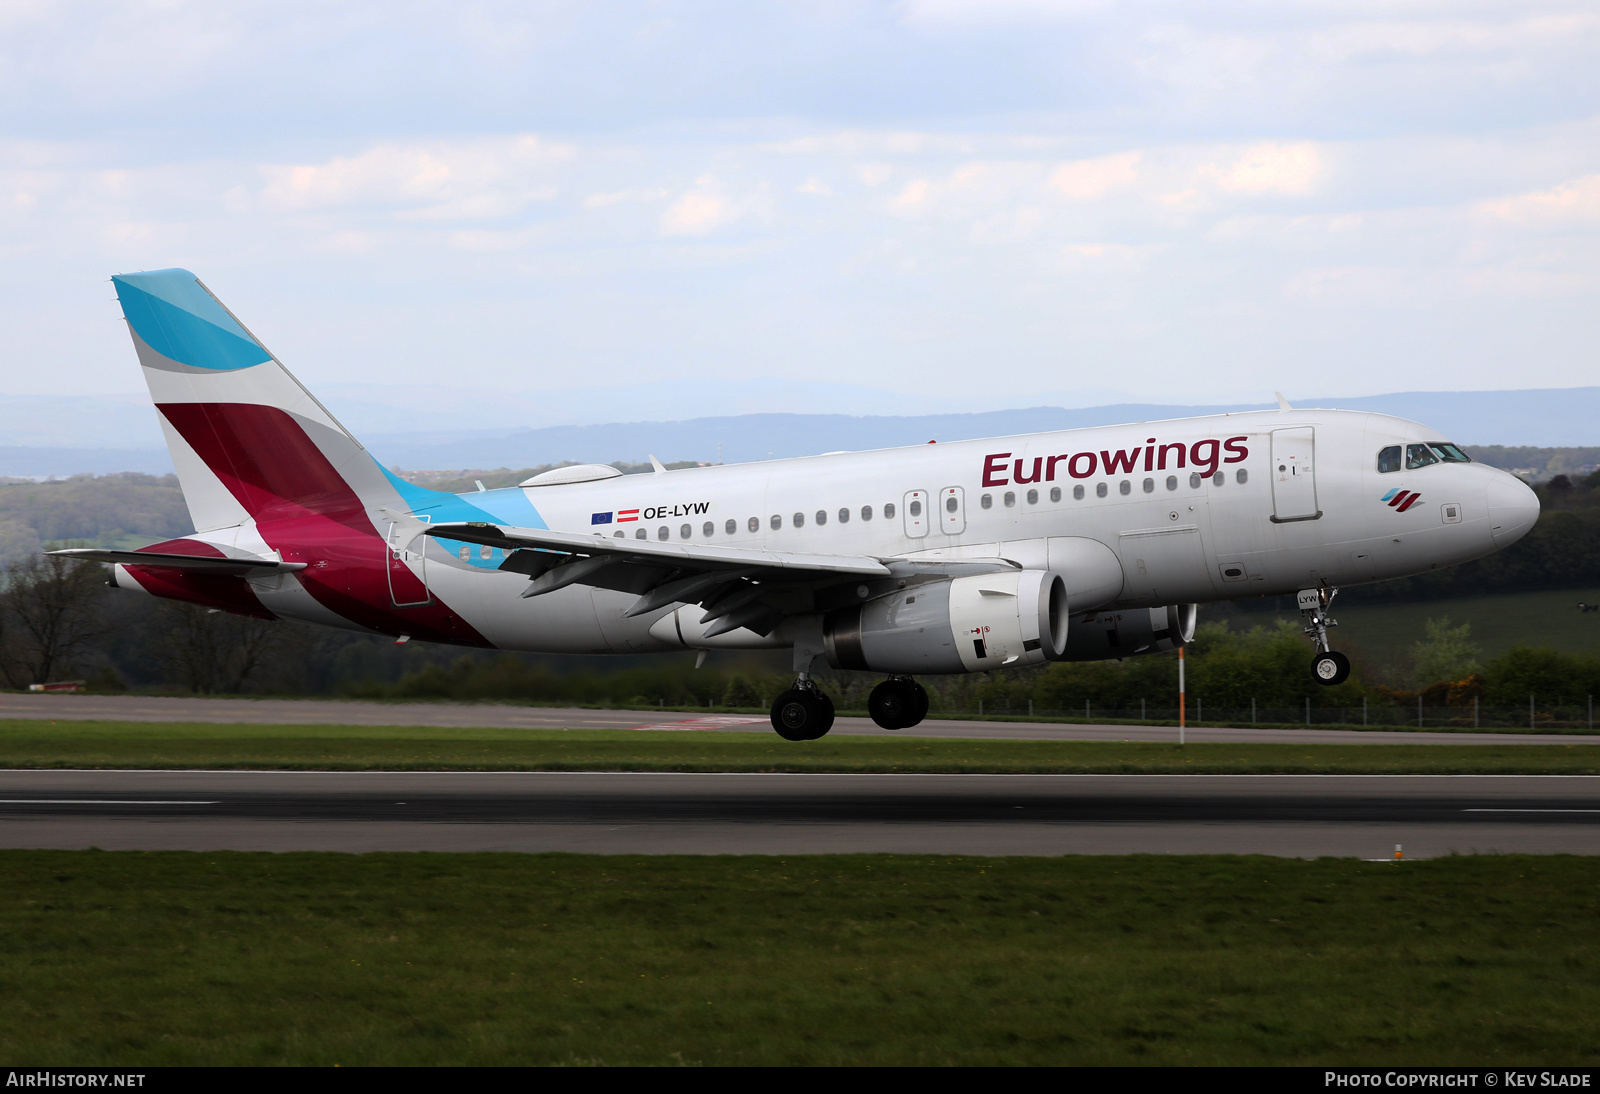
[{"xmin": 55, "ymin": 269, "xmax": 1541, "ymax": 740}]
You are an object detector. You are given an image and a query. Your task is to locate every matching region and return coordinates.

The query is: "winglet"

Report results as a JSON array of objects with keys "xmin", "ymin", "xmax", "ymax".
[{"xmin": 1275, "ymin": 391, "xmax": 1293, "ymax": 412}]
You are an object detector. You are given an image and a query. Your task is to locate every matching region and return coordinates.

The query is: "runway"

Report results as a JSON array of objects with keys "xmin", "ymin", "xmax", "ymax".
[
  {"xmin": 1, "ymin": 770, "xmax": 1595, "ymax": 858},
  {"xmin": 1, "ymin": 693, "xmax": 1593, "ymax": 746}
]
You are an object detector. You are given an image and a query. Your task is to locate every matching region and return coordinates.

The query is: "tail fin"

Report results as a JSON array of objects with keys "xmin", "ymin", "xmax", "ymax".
[
  {"xmin": 113, "ymin": 269, "xmax": 548, "ymax": 537},
  {"xmin": 113, "ymin": 268, "xmax": 384, "ymax": 533}
]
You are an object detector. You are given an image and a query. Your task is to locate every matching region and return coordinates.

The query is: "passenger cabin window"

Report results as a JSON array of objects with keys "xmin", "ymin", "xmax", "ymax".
[
  {"xmin": 1095, "ymin": 483, "xmax": 1108, "ymax": 498},
  {"xmin": 793, "ymin": 512, "xmax": 805, "ymax": 528},
  {"xmin": 1026, "ymin": 489, "xmax": 1038, "ymax": 505},
  {"xmin": 1142, "ymin": 478, "xmax": 1154, "ymax": 493},
  {"xmin": 1430, "ymin": 442, "xmax": 1471, "ymax": 463},
  {"xmin": 1073, "ymin": 485, "xmax": 1085, "ymax": 500},
  {"xmin": 1406, "ymin": 443, "xmax": 1440, "ymax": 470},
  {"xmin": 680, "ymin": 524, "xmax": 691, "ymax": 539},
  {"xmin": 884, "ymin": 502, "xmax": 896, "ymax": 519},
  {"xmin": 838, "ymin": 508, "xmax": 849, "ymax": 524},
  {"xmin": 1236, "ymin": 469, "xmax": 1248, "ymax": 484},
  {"xmin": 861, "ymin": 505, "xmax": 873, "ymax": 521},
  {"xmin": 980, "ymin": 494, "xmax": 993, "ymax": 510},
  {"xmin": 1003, "ymin": 491, "xmax": 1015, "ymax": 507},
  {"xmin": 703, "ymin": 522, "xmax": 714, "ymax": 537},
  {"xmin": 725, "ymin": 519, "xmax": 736, "ymax": 535},
  {"xmin": 770, "ymin": 514, "xmax": 783, "ymax": 530},
  {"xmin": 658, "ymin": 526, "xmax": 669, "ymax": 540},
  {"xmin": 1119, "ymin": 480, "xmax": 1131, "ymax": 495},
  {"xmin": 815, "ymin": 509, "xmax": 827, "ymax": 526},
  {"xmin": 1049, "ymin": 487, "xmax": 1061, "ymax": 503},
  {"xmin": 1377, "ymin": 446, "xmax": 1403, "ymax": 473},
  {"xmin": 1166, "ymin": 476, "xmax": 1177, "ymax": 491},
  {"xmin": 636, "ymin": 528, "xmax": 648, "ymax": 540},
  {"xmin": 747, "ymin": 517, "xmax": 760, "ymax": 533},
  {"xmin": 908, "ymin": 500, "xmax": 921, "ymax": 517}
]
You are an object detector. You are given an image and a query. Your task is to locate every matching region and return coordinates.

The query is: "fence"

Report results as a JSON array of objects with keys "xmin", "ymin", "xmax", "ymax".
[{"xmin": 962, "ymin": 696, "xmax": 1597, "ymax": 730}]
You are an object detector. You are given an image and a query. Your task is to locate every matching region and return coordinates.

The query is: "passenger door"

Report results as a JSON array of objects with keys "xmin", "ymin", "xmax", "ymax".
[
  {"xmin": 386, "ymin": 521, "xmax": 431, "ymax": 607},
  {"xmin": 1270, "ymin": 427, "xmax": 1320, "ymax": 522}
]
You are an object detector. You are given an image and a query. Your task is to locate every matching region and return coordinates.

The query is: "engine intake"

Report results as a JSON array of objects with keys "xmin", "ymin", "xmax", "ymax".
[{"xmin": 824, "ymin": 570, "xmax": 1068, "ymax": 675}]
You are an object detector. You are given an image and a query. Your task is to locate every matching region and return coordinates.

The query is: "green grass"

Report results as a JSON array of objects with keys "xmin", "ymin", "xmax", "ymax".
[
  {"xmin": 2, "ymin": 719, "xmax": 1599, "ymax": 773},
  {"xmin": 1, "ymin": 851, "xmax": 1595, "ymax": 1065}
]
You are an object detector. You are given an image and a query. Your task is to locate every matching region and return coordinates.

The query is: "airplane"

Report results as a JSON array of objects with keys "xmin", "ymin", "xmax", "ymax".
[{"xmin": 53, "ymin": 268, "xmax": 1541, "ymax": 741}]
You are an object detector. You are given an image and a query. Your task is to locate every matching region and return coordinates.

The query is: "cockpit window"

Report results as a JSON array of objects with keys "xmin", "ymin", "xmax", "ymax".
[
  {"xmin": 1377, "ymin": 446, "xmax": 1402, "ymax": 473},
  {"xmin": 1406, "ymin": 443, "xmax": 1440, "ymax": 470},
  {"xmin": 1428, "ymin": 442, "xmax": 1471, "ymax": 463}
]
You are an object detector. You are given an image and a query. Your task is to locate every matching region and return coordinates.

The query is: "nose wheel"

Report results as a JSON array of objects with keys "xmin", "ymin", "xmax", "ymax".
[
  {"xmin": 868, "ymin": 677, "xmax": 929, "ymax": 730},
  {"xmin": 770, "ymin": 676, "xmax": 835, "ymax": 741},
  {"xmin": 1299, "ymin": 585, "xmax": 1349, "ymax": 686}
]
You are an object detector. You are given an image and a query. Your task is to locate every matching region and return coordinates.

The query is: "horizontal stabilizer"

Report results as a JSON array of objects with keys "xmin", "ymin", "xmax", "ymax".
[{"xmin": 48, "ymin": 548, "xmax": 307, "ymax": 576}]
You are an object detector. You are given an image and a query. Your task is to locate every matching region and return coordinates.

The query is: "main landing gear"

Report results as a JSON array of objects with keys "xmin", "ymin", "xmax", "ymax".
[
  {"xmin": 770, "ymin": 676, "xmax": 835, "ymax": 741},
  {"xmin": 1299, "ymin": 585, "xmax": 1351, "ymax": 686},
  {"xmin": 868, "ymin": 676, "xmax": 929, "ymax": 730}
]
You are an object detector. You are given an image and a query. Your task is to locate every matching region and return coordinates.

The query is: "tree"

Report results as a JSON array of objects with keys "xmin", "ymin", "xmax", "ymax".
[
  {"xmin": 150, "ymin": 600, "xmax": 293, "ymax": 694},
  {"xmin": 0, "ymin": 551, "xmax": 111, "ymax": 686},
  {"xmin": 1408, "ymin": 617, "xmax": 1480, "ymax": 688}
]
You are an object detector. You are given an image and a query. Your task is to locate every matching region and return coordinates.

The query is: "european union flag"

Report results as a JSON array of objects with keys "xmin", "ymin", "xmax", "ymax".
[{"xmin": 591, "ymin": 512, "xmax": 613, "ymax": 525}]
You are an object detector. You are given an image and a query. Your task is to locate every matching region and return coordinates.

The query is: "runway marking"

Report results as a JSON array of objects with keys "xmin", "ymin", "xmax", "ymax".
[
  {"xmin": 1463, "ymin": 808, "xmax": 1600, "ymax": 813},
  {"xmin": 631, "ymin": 717, "xmax": 767, "ymax": 732},
  {"xmin": 0, "ymin": 799, "xmax": 218, "ymax": 805}
]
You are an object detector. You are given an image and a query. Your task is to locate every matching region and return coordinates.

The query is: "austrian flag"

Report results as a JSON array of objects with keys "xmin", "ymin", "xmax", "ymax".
[{"xmin": 617, "ymin": 509, "xmax": 640, "ymax": 523}]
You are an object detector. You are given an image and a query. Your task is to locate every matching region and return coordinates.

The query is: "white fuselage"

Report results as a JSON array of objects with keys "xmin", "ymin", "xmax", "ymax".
[{"xmin": 180, "ymin": 407, "xmax": 1537, "ymax": 658}]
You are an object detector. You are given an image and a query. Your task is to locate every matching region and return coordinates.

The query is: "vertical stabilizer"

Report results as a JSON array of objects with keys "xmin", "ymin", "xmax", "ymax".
[{"xmin": 113, "ymin": 269, "xmax": 390, "ymax": 533}]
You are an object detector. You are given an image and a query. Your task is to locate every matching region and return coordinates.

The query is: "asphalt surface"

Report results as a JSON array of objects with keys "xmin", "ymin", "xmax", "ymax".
[
  {"xmin": 1, "ymin": 770, "xmax": 1595, "ymax": 857},
  {"xmin": 1, "ymin": 693, "xmax": 1594, "ymax": 746}
]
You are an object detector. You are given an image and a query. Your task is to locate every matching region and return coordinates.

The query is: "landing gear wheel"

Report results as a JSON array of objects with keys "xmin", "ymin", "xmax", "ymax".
[
  {"xmin": 1312, "ymin": 651, "xmax": 1351, "ymax": 687},
  {"xmin": 869, "ymin": 679, "xmax": 916, "ymax": 730},
  {"xmin": 771, "ymin": 688, "xmax": 836, "ymax": 741}
]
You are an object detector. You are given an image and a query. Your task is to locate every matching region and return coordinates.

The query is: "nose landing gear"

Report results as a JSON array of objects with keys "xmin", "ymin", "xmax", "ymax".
[
  {"xmin": 868, "ymin": 676, "xmax": 929, "ymax": 730},
  {"xmin": 770, "ymin": 675, "xmax": 835, "ymax": 741},
  {"xmin": 1299, "ymin": 585, "xmax": 1351, "ymax": 686}
]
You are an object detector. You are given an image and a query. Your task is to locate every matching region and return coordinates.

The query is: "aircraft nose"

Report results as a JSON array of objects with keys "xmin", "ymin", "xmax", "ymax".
[{"xmin": 1487, "ymin": 473, "xmax": 1540, "ymax": 548}]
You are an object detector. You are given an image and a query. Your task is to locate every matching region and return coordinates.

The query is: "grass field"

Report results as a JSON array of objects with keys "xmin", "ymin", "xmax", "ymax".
[
  {"xmin": 1, "ymin": 718, "xmax": 1599, "ymax": 773},
  {"xmin": 0, "ymin": 850, "xmax": 1594, "ymax": 1065}
]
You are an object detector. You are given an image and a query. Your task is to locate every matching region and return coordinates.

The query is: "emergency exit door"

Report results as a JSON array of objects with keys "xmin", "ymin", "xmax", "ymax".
[{"xmin": 1270, "ymin": 427, "xmax": 1320, "ymax": 522}]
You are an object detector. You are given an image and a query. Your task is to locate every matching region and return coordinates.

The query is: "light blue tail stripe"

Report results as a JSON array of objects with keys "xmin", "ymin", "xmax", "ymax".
[{"xmin": 112, "ymin": 270, "xmax": 271, "ymax": 371}]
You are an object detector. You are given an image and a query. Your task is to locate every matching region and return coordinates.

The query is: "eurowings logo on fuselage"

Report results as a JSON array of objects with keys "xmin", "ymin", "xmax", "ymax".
[{"xmin": 1382, "ymin": 488, "xmax": 1423, "ymax": 512}]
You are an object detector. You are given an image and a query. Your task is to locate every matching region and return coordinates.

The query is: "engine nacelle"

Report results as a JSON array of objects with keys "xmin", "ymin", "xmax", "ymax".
[
  {"xmin": 1055, "ymin": 603, "xmax": 1195, "ymax": 661},
  {"xmin": 824, "ymin": 569, "xmax": 1068, "ymax": 675}
]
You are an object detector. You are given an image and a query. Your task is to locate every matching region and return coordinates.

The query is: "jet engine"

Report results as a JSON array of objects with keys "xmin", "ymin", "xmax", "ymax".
[
  {"xmin": 1055, "ymin": 603, "xmax": 1195, "ymax": 661},
  {"xmin": 823, "ymin": 569, "xmax": 1068, "ymax": 675}
]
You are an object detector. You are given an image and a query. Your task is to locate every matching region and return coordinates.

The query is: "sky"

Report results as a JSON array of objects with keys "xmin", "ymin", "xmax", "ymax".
[{"xmin": 2, "ymin": 0, "xmax": 1597, "ymax": 414}]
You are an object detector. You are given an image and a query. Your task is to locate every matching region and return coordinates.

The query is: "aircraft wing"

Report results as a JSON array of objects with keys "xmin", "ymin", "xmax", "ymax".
[
  {"xmin": 425, "ymin": 521, "xmax": 1008, "ymax": 638},
  {"xmin": 47, "ymin": 548, "xmax": 308, "ymax": 576}
]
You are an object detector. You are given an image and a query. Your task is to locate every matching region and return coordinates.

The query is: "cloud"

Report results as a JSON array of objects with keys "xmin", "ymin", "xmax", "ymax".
[
  {"xmin": 1480, "ymin": 174, "xmax": 1600, "ymax": 226},
  {"xmin": 1205, "ymin": 142, "xmax": 1321, "ymax": 194},
  {"xmin": 1048, "ymin": 152, "xmax": 1139, "ymax": 199},
  {"xmin": 582, "ymin": 188, "xmax": 670, "ymax": 209},
  {"xmin": 258, "ymin": 135, "xmax": 573, "ymax": 217},
  {"xmin": 660, "ymin": 176, "xmax": 771, "ymax": 236}
]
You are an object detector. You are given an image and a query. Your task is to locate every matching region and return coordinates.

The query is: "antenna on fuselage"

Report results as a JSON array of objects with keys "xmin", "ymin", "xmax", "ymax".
[
  {"xmin": 1275, "ymin": 391, "xmax": 1294, "ymax": 412},
  {"xmin": 648, "ymin": 455, "xmax": 668, "ymax": 474}
]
